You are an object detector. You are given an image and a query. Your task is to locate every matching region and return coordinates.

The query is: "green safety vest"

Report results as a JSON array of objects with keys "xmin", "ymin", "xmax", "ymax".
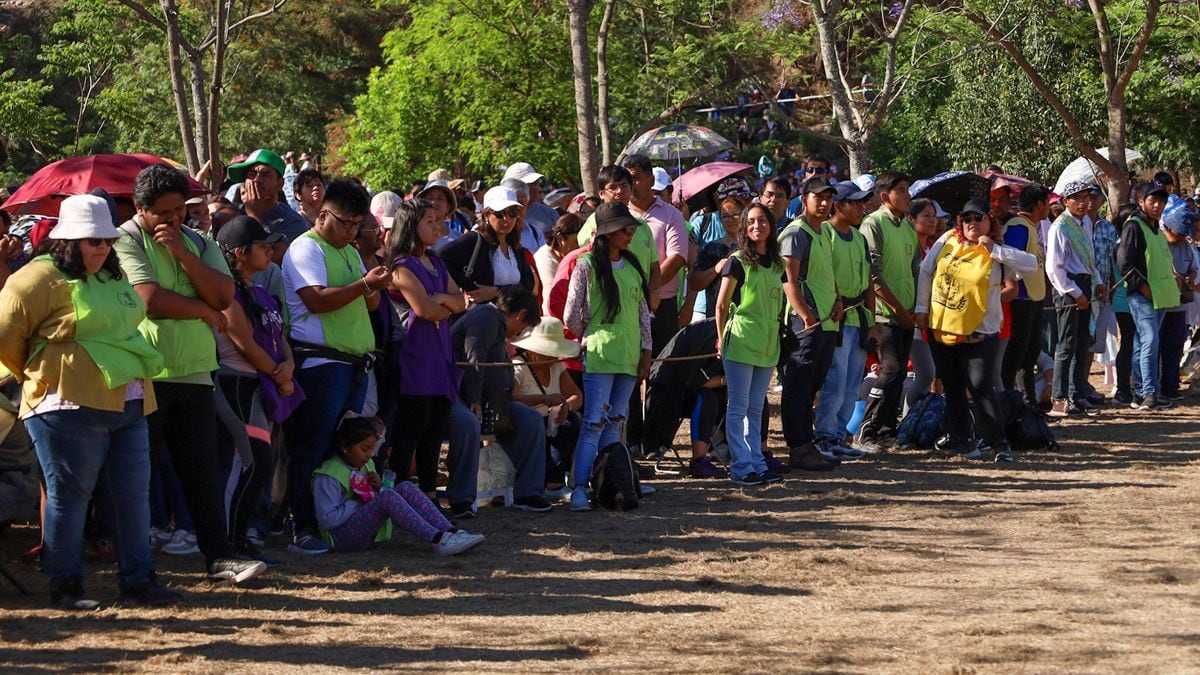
[
  {"xmin": 863, "ymin": 207, "xmax": 917, "ymax": 323},
  {"xmin": 827, "ymin": 225, "xmax": 873, "ymax": 329},
  {"xmin": 301, "ymin": 231, "xmax": 376, "ymax": 356},
  {"xmin": 32, "ymin": 255, "xmax": 162, "ymax": 388},
  {"xmin": 1137, "ymin": 218, "xmax": 1181, "ymax": 310},
  {"xmin": 313, "ymin": 456, "xmax": 392, "ymax": 547},
  {"xmin": 128, "ymin": 227, "xmax": 219, "ymax": 379},
  {"xmin": 782, "ymin": 220, "xmax": 836, "ymax": 332},
  {"xmin": 583, "ymin": 252, "xmax": 644, "ymax": 376},
  {"xmin": 722, "ymin": 251, "xmax": 783, "ymax": 368}
]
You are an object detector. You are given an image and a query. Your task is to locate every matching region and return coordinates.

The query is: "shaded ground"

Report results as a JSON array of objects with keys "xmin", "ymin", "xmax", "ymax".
[{"xmin": 2, "ymin": 383, "xmax": 1199, "ymax": 672}]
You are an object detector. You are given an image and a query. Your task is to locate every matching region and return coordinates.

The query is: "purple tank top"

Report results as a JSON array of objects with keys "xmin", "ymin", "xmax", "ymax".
[{"xmin": 390, "ymin": 255, "xmax": 459, "ymax": 399}]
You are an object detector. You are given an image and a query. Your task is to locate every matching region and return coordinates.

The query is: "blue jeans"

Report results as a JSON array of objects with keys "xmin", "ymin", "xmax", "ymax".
[
  {"xmin": 574, "ymin": 373, "xmax": 638, "ymax": 487},
  {"xmin": 815, "ymin": 325, "xmax": 868, "ymax": 442},
  {"xmin": 723, "ymin": 359, "xmax": 773, "ymax": 480},
  {"xmin": 446, "ymin": 400, "xmax": 547, "ymax": 506},
  {"xmin": 26, "ymin": 400, "xmax": 155, "ymax": 589},
  {"xmin": 1128, "ymin": 293, "xmax": 1165, "ymax": 397},
  {"xmin": 287, "ymin": 363, "xmax": 367, "ymax": 534}
]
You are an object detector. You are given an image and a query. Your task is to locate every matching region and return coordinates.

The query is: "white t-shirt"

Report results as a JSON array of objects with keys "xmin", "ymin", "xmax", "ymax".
[
  {"xmin": 491, "ymin": 246, "xmax": 521, "ymax": 286},
  {"xmin": 282, "ymin": 235, "xmax": 367, "ymax": 368}
]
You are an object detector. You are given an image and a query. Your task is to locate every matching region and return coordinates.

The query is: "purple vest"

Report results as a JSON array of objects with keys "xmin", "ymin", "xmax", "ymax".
[
  {"xmin": 237, "ymin": 283, "xmax": 306, "ymax": 422},
  {"xmin": 391, "ymin": 255, "xmax": 459, "ymax": 400}
]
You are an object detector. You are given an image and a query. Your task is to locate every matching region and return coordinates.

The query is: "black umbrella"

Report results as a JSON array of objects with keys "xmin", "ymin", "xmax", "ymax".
[{"xmin": 908, "ymin": 171, "xmax": 992, "ymax": 215}]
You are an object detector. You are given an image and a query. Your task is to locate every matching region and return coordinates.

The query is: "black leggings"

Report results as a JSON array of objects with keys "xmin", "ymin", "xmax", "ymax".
[
  {"xmin": 1115, "ymin": 311, "xmax": 1135, "ymax": 398},
  {"xmin": 215, "ymin": 372, "xmax": 274, "ymax": 545},
  {"xmin": 390, "ymin": 394, "xmax": 451, "ymax": 495},
  {"xmin": 930, "ymin": 336, "xmax": 1008, "ymax": 451}
]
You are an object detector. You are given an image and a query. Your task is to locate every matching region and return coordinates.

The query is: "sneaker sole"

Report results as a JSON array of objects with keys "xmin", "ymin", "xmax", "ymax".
[
  {"xmin": 286, "ymin": 544, "xmax": 330, "ymax": 556},
  {"xmin": 511, "ymin": 504, "xmax": 554, "ymax": 513},
  {"xmin": 569, "ymin": 504, "xmax": 592, "ymax": 512},
  {"xmin": 209, "ymin": 560, "xmax": 268, "ymax": 584},
  {"xmin": 161, "ymin": 546, "xmax": 201, "ymax": 556}
]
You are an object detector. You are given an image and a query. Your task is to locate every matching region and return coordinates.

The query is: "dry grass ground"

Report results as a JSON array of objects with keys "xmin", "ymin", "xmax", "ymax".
[{"xmin": 2, "ymin": 383, "xmax": 1199, "ymax": 672}]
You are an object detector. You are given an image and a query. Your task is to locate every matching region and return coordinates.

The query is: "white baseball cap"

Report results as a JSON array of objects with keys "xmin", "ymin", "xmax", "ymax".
[
  {"xmin": 652, "ymin": 167, "xmax": 673, "ymax": 192},
  {"xmin": 482, "ymin": 186, "xmax": 521, "ymax": 213},
  {"xmin": 503, "ymin": 161, "xmax": 544, "ymax": 184},
  {"xmin": 852, "ymin": 173, "xmax": 876, "ymax": 193},
  {"xmin": 49, "ymin": 194, "xmax": 122, "ymax": 240}
]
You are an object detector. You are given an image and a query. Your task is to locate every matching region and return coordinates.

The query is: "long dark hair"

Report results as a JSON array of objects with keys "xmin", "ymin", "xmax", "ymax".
[
  {"xmin": 479, "ymin": 208, "xmax": 523, "ymax": 250},
  {"xmin": 222, "ymin": 245, "xmax": 266, "ymax": 327},
  {"xmin": 591, "ymin": 232, "xmax": 649, "ymax": 324},
  {"xmin": 387, "ymin": 198, "xmax": 435, "ymax": 262},
  {"xmin": 46, "ymin": 240, "xmax": 123, "ymax": 281},
  {"xmin": 737, "ymin": 203, "xmax": 781, "ymax": 269}
]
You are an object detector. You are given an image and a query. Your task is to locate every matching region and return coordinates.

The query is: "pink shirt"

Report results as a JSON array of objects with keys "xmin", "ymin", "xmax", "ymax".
[{"xmin": 629, "ymin": 196, "xmax": 688, "ymax": 300}]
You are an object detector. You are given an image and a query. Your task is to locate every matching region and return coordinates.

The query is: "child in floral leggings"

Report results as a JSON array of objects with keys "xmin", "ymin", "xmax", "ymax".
[{"xmin": 313, "ymin": 417, "xmax": 484, "ymax": 556}]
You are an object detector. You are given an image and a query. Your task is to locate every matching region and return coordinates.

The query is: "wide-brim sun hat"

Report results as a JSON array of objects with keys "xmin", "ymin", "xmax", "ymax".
[
  {"xmin": 593, "ymin": 202, "xmax": 639, "ymax": 236},
  {"xmin": 49, "ymin": 194, "xmax": 122, "ymax": 240},
  {"xmin": 483, "ymin": 186, "xmax": 521, "ymax": 213},
  {"xmin": 511, "ymin": 317, "xmax": 580, "ymax": 359}
]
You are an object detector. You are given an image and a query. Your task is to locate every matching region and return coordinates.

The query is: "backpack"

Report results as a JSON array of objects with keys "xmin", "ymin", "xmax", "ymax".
[
  {"xmin": 590, "ymin": 442, "xmax": 641, "ymax": 511},
  {"xmin": 896, "ymin": 393, "xmax": 946, "ymax": 449},
  {"xmin": 1003, "ymin": 390, "xmax": 1059, "ymax": 452}
]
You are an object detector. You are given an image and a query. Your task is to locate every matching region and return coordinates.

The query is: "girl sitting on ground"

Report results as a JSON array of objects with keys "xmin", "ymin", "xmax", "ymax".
[{"xmin": 313, "ymin": 417, "xmax": 484, "ymax": 556}]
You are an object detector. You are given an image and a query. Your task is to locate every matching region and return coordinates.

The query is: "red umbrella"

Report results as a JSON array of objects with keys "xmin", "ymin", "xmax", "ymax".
[
  {"xmin": 674, "ymin": 161, "xmax": 753, "ymax": 203},
  {"xmin": 0, "ymin": 153, "xmax": 207, "ymax": 217}
]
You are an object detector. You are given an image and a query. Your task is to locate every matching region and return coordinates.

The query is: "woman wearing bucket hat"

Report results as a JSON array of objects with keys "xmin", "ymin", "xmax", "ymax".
[
  {"xmin": 0, "ymin": 194, "xmax": 179, "ymax": 609},
  {"xmin": 563, "ymin": 202, "xmax": 652, "ymax": 511},
  {"xmin": 511, "ymin": 317, "xmax": 583, "ymax": 501}
]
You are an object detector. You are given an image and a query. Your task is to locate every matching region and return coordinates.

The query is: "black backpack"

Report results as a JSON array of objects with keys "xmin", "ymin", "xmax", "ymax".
[
  {"xmin": 590, "ymin": 442, "xmax": 641, "ymax": 511},
  {"xmin": 1003, "ymin": 390, "xmax": 1059, "ymax": 452}
]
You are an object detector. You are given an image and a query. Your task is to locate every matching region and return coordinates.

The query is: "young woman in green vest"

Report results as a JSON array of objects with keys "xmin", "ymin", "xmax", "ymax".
[
  {"xmin": 313, "ymin": 417, "xmax": 484, "ymax": 555},
  {"xmin": 563, "ymin": 202, "xmax": 652, "ymax": 511},
  {"xmin": 0, "ymin": 195, "xmax": 177, "ymax": 609},
  {"xmin": 715, "ymin": 203, "xmax": 785, "ymax": 486}
]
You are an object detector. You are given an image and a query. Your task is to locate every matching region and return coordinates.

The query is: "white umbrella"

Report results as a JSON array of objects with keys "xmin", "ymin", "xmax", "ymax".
[{"xmin": 1054, "ymin": 147, "xmax": 1143, "ymax": 195}]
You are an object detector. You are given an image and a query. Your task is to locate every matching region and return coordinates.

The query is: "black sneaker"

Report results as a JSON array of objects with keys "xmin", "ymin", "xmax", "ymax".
[
  {"xmin": 1111, "ymin": 391, "xmax": 1133, "ymax": 406},
  {"xmin": 761, "ymin": 470, "xmax": 784, "ymax": 484},
  {"xmin": 287, "ymin": 530, "xmax": 330, "ymax": 556},
  {"xmin": 788, "ymin": 443, "xmax": 838, "ymax": 472},
  {"xmin": 49, "ymin": 578, "xmax": 100, "ymax": 611},
  {"xmin": 119, "ymin": 577, "xmax": 183, "ymax": 606},
  {"xmin": 234, "ymin": 538, "xmax": 283, "ymax": 567},
  {"xmin": 993, "ymin": 447, "xmax": 1016, "ymax": 463},
  {"xmin": 731, "ymin": 472, "xmax": 766, "ymax": 487},
  {"xmin": 267, "ymin": 511, "xmax": 288, "ymax": 537},
  {"xmin": 512, "ymin": 495, "xmax": 554, "ymax": 512},
  {"xmin": 208, "ymin": 558, "xmax": 268, "ymax": 584},
  {"xmin": 449, "ymin": 502, "xmax": 478, "ymax": 520}
]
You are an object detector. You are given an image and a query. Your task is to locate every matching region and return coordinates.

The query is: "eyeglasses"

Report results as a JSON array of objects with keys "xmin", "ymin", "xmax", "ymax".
[
  {"xmin": 806, "ymin": 166, "xmax": 829, "ymax": 174},
  {"xmin": 322, "ymin": 210, "xmax": 363, "ymax": 230},
  {"xmin": 85, "ymin": 238, "xmax": 118, "ymax": 247},
  {"xmin": 961, "ymin": 213, "xmax": 986, "ymax": 224},
  {"xmin": 492, "ymin": 207, "xmax": 520, "ymax": 220}
]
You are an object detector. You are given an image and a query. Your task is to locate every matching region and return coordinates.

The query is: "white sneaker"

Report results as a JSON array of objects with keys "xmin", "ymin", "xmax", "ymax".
[
  {"xmin": 162, "ymin": 529, "xmax": 200, "ymax": 555},
  {"xmin": 434, "ymin": 530, "xmax": 485, "ymax": 556},
  {"xmin": 149, "ymin": 527, "xmax": 174, "ymax": 549}
]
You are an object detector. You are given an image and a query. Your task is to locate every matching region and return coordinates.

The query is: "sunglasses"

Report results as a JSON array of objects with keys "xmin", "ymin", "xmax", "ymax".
[
  {"xmin": 492, "ymin": 207, "xmax": 521, "ymax": 220},
  {"xmin": 806, "ymin": 166, "xmax": 829, "ymax": 174},
  {"xmin": 322, "ymin": 210, "xmax": 363, "ymax": 230},
  {"xmin": 85, "ymin": 238, "xmax": 118, "ymax": 247},
  {"xmin": 961, "ymin": 213, "xmax": 987, "ymax": 224}
]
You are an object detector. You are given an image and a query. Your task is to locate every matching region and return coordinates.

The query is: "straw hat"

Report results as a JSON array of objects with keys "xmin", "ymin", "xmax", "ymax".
[{"xmin": 511, "ymin": 317, "xmax": 580, "ymax": 358}]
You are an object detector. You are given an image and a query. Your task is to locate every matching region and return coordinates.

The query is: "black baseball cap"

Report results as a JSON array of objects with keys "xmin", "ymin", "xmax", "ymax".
[
  {"xmin": 802, "ymin": 176, "xmax": 836, "ymax": 195},
  {"xmin": 216, "ymin": 215, "xmax": 284, "ymax": 250},
  {"xmin": 960, "ymin": 198, "xmax": 990, "ymax": 216}
]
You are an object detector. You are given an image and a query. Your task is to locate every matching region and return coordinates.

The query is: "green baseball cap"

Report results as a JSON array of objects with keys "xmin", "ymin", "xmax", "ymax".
[{"xmin": 227, "ymin": 149, "xmax": 286, "ymax": 182}]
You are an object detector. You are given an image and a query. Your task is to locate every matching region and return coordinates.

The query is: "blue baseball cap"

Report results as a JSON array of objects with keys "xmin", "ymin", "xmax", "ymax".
[{"xmin": 834, "ymin": 182, "xmax": 871, "ymax": 202}]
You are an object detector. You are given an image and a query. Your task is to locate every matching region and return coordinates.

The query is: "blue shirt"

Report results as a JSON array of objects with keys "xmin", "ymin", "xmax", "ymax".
[{"xmin": 259, "ymin": 202, "xmax": 312, "ymax": 244}]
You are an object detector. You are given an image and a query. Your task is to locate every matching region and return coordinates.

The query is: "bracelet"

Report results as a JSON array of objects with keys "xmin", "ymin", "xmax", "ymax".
[{"xmin": 360, "ymin": 277, "xmax": 375, "ymax": 296}]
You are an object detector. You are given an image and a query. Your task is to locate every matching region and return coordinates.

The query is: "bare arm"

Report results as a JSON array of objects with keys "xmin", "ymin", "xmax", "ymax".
[{"xmin": 221, "ymin": 302, "xmax": 281, "ymax": 375}]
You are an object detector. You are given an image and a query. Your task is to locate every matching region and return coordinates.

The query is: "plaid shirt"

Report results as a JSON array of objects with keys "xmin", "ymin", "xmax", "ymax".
[{"xmin": 1092, "ymin": 216, "xmax": 1118, "ymax": 287}]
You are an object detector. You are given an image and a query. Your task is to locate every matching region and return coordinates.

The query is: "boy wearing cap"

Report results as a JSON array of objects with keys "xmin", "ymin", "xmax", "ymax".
[
  {"xmin": 1001, "ymin": 184, "xmax": 1050, "ymax": 403},
  {"xmin": 1046, "ymin": 181, "xmax": 1106, "ymax": 417},
  {"xmin": 814, "ymin": 183, "xmax": 878, "ymax": 459},
  {"xmin": 227, "ymin": 149, "xmax": 310, "ymax": 244},
  {"xmin": 855, "ymin": 171, "xmax": 918, "ymax": 453},
  {"xmin": 1156, "ymin": 199, "xmax": 1197, "ymax": 399},
  {"xmin": 778, "ymin": 176, "xmax": 840, "ymax": 471}
]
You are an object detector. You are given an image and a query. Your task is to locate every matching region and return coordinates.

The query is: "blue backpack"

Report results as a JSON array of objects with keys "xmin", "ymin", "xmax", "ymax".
[{"xmin": 896, "ymin": 393, "xmax": 946, "ymax": 449}]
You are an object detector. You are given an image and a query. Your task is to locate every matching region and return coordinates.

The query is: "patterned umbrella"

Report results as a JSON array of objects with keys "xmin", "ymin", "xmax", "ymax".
[
  {"xmin": 619, "ymin": 124, "xmax": 735, "ymax": 162},
  {"xmin": 909, "ymin": 171, "xmax": 992, "ymax": 215}
]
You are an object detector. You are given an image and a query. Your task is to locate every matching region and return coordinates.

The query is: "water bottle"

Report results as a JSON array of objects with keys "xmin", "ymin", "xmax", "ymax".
[{"xmin": 381, "ymin": 470, "xmax": 396, "ymax": 489}]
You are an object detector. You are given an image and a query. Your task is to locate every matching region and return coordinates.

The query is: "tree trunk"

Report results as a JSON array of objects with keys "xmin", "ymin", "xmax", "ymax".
[
  {"xmin": 206, "ymin": 0, "xmax": 230, "ymax": 189},
  {"xmin": 596, "ymin": 0, "xmax": 616, "ymax": 164},
  {"xmin": 160, "ymin": 0, "xmax": 199, "ymax": 173},
  {"xmin": 566, "ymin": 0, "xmax": 599, "ymax": 193},
  {"xmin": 187, "ymin": 52, "xmax": 210, "ymax": 168},
  {"xmin": 810, "ymin": 0, "xmax": 869, "ymax": 175}
]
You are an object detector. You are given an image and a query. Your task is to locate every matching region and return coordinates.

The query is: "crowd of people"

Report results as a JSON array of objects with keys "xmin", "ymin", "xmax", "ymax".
[{"xmin": 0, "ymin": 146, "xmax": 1197, "ymax": 611}]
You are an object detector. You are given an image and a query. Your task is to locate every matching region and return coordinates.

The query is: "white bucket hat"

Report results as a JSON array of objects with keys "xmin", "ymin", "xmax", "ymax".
[
  {"xmin": 482, "ymin": 186, "xmax": 521, "ymax": 213},
  {"xmin": 49, "ymin": 194, "xmax": 121, "ymax": 240},
  {"xmin": 511, "ymin": 317, "xmax": 580, "ymax": 359}
]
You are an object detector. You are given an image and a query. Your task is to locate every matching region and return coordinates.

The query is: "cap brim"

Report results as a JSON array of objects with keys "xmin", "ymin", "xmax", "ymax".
[
  {"xmin": 485, "ymin": 198, "xmax": 521, "ymax": 212},
  {"xmin": 264, "ymin": 232, "xmax": 285, "ymax": 244},
  {"xmin": 520, "ymin": 172, "xmax": 544, "ymax": 184},
  {"xmin": 836, "ymin": 189, "xmax": 871, "ymax": 202}
]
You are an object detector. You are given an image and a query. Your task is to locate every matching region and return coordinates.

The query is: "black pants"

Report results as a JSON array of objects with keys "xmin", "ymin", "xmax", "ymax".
[
  {"xmin": 1115, "ymin": 311, "xmax": 1135, "ymax": 398},
  {"xmin": 1002, "ymin": 299, "xmax": 1044, "ymax": 399},
  {"xmin": 546, "ymin": 411, "xmax": 581, "ymax": 486},
  {"xmin": 1053, "ymin": 300, "xmax": 1092, "ymax": 401},
  {"xmin": 1160, "ymin": 311, "xmax": 1189, "ymax": 397},
  {"xmin": 781, "ymin": 329, "xmax": 837, "ymax": 447},
  {"xmin": 148, "ymin": 381, "xmax": 231, "ymax": 566},
  {"xmin": 859, "ymin": 323, "xmax": 913, "ymax": 440},
  {"xmin": 215, "ymin": 372, "xmax": 273, "ymax": 545},
  {"xmin": 929, "ymin": 336, "xmax": 1008, "ymax": 451},
  {"xmin": 390, "ymin": 394, "xmax": 451, "ymax": 496},
  {"xmin": 628, "ymin": 299, "xmax": 681, "ymax": 448}
]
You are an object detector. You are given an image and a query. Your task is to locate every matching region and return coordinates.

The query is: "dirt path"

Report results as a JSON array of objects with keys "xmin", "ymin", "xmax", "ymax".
[{"xmin": 2, "ymin": 393, "xmax": 1198, "ymax": 672}]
